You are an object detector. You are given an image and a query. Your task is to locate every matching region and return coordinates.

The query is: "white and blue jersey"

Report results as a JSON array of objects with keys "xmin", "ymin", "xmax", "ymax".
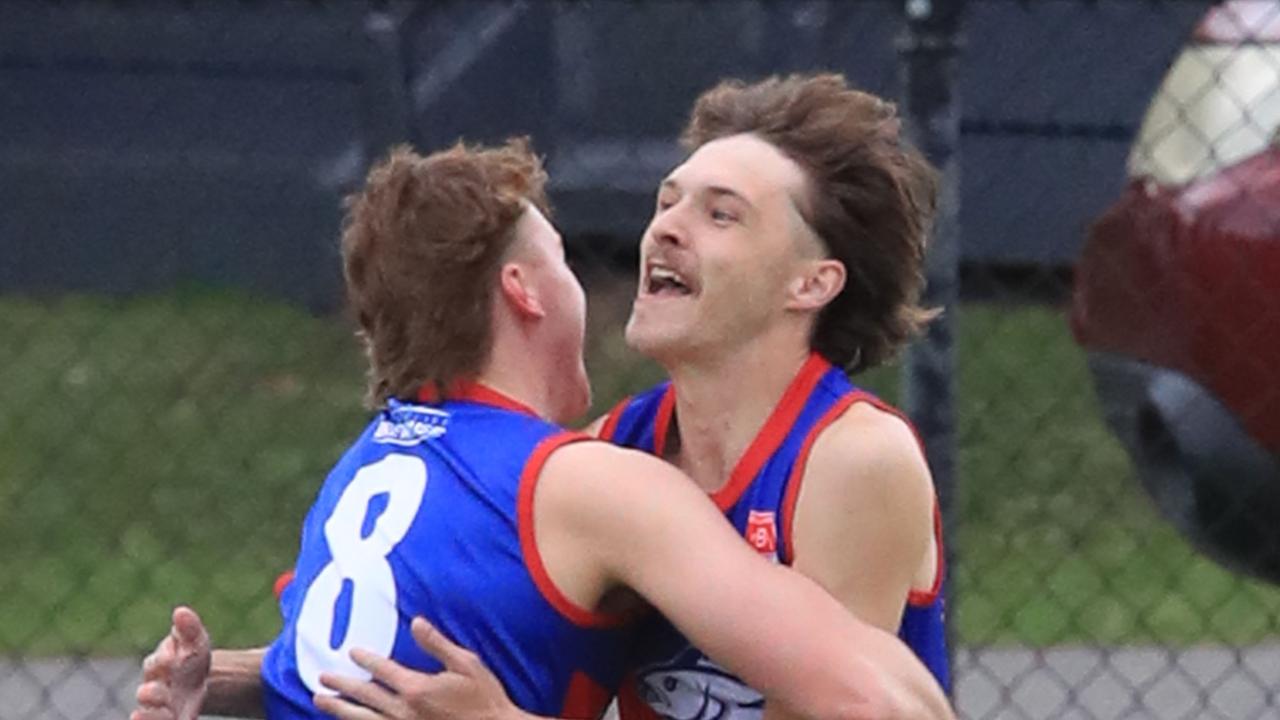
[
  {"xmin": 598, "ymin": 353, "xmax": 950, "ymax": 720},
  {"xmin": 262, "ymin": 384, "xmax": 631, "ymax": 719}
]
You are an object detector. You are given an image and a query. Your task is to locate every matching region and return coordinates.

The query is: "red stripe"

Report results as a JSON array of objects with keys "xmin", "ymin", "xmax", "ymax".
[
  {"xmin": 908, "ymin": 502, "xmax": 946, "ymax": 606},
  {"xmin": 561, "ymin": 671, "xmax": 613, "ymax": 720},
  {"xmin": 417, "ymin": 381, "xmax": 541, "ymax": 417},
  {"xmin": 652, "ymin": 385, "xmax": 676, "ymax": 459},
  {"xmin": 517, "ymin": 433, "xmax": 631, "ymax": 628},
  {"xmin": 273, "ymin": 569, "xmax": 295, "ymax": 599},
  {"xmin": 616, "ymin": 673, "xmax": 663, "ymax": 720},
  {"xmin": 710, "ymin": 353, "xmax": 831, "ymax": 511},
  {"xmin": 597, "ymin": 396, "xmax": 631, "ymax": 441}
]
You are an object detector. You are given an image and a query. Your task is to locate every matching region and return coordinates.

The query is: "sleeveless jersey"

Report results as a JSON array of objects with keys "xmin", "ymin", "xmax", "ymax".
[
  {"xmin": 598, "ymin": 354, "xmax": 949, "ymax": 720},
  {"xmin": 262, "ymin": 384, "xmax": 630, "ymax": 719}
]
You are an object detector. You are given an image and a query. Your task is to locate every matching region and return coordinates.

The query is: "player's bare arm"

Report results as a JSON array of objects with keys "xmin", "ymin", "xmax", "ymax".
[
  {"xmin": 538, "ymin": 441, "xmax": 952, "ymax": 720},
  {"xmin": 789, "ymin": 403, "xmax": 936, "ymax": 632},
  {"xmin": 205, "ymin": 648, "xmax": 268, "ymax": 718},
  {"xmin": 760, "ymin": 404, "xmax": 938, "ymax": 720}
]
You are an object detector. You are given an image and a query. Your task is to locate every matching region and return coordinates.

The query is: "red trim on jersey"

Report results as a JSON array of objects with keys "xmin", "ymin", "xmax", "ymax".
[
  {"xmin": 597, "ymin": 395, "xmax": 631, "ymax": 441},
  {"xmin": 417, "ymin": 381, "xmax": 541, "ymax": 418},
  {"xmin": 617, "ymin": 672, "xmax": 663, "ymax": 720},
  {"xmin": 709, "ymin": 353, "xmax": 831, "ymax": 511},
  {"xmin": 518, "ymin": 432, "xmax": 631, "ymax": 628},
  {"xmin": 561, "ymin": 671, "xmax": 613, "ymax": 720},
  {"xmin": 273, "ymin": 569, "xmax": 295, "ymax": 599},
  {"xmin": 908, "ymin": 503, "xmax": 946, "ymax": 607},
  {"xmin": 778, "ymin": 390, "xmax": 946, "ymax": 605},
  {"xmin": 651, "ymin": 385, "xmax": 676, "ymax": 459}
]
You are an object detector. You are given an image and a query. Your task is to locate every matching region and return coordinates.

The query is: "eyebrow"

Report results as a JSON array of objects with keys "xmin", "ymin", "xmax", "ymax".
[{"xmin": 659, "ymin": 178, "xmax": 756, "ymax": 210}]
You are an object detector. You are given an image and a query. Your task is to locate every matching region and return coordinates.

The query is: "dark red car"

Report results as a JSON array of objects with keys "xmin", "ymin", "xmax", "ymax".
[{"xmin": 1072, "ymin": 0, "xmax": 1280, "ymax": 583}]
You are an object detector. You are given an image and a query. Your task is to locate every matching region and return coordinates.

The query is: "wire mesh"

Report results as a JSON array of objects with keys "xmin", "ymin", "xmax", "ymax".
[{"xmin": 2, "ymin": 1, "xmax": 1278, "ymax": 718}]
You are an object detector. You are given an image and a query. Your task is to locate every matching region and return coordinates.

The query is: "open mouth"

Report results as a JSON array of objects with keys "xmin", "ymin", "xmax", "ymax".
[{"xmin": 645, "ymin": 265, "xmax": 695, "ymax": 297}]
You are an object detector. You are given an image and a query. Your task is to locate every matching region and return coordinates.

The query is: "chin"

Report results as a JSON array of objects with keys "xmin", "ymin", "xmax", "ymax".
[
  {"xmin": 623, "ymin": 325, "xmax": 665, "ymax": 360},
  {"xmin": 626, "ymin": 316, "xmax": 679, "ymax": 357},
  {"xmin": 627, "ymin": 330, "xmax": 700, "ymax": 368}
]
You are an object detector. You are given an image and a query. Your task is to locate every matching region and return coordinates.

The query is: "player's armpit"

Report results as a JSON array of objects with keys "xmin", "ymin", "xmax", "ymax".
[
  {"xmin": 536, "ymin": 442, "xmax": 953, "ymax": 720},
  {"xmin": 789, "ymin": 403, "xmax": 936, "ymax": 632},
  {"xmin": 204, "ymin": 647, "xmax": 267, "ymax": 718}
]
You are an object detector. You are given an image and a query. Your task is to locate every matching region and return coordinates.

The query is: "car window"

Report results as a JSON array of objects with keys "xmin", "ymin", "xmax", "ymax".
[{"xmin": 1129, "ymin": 43, "xmax": 1280, "ymax": 185}]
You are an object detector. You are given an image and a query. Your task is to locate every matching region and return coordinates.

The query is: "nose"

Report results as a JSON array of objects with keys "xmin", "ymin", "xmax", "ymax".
[{"xmin": 645, "ymin": 204, "xmax": 688, "ymax": 250}]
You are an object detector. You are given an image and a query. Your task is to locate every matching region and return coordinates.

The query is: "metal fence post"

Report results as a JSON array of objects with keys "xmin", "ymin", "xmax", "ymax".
[
  {"xmin": 897, "ymin": 0, "xmax": 966, "ymax": 671},
  {"xmin": 361, "ymin": 8, "xmax": 414, "ymax": 166}
]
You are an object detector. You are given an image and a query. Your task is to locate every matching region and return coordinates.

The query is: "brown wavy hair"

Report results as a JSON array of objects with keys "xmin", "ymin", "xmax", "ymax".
[
  {"xmin": 341, "ymin": 139, "xmax": 550, "ymax": 407},
  {"xmin": 682, "ymin": 74, "xmax": 939, "ymax": 373}
]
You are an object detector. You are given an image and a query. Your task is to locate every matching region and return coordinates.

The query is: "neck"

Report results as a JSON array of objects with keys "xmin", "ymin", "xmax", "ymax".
[
  {"xmin": 475, "ymin": 340, "xmax": 559, "ymax": 423},
  {"xmin": 663, "ymin": 337, "xmax": 812, "ymax": 494}
]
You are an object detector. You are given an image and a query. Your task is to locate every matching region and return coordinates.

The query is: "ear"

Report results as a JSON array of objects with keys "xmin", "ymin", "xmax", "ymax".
[
  {"xmin": 785, "ymin": 259, "xmax": 846, "ymax": 312},
  {"xmin": 498, "ymin": 262, "xmax": 546, "ymax": 320}
]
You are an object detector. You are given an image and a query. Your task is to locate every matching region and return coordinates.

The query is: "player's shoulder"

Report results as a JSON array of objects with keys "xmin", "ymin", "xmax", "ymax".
[
  {"xmin": 805, "ymin": 398, "xmax": 933, "ymax": 508},
  {"xmin": 828, "ymin": 398, "xmax": 922, "ymax": 453},
  {"xmin": 532, "ymin": 438, "xmax": 697, "ymax": 539}
]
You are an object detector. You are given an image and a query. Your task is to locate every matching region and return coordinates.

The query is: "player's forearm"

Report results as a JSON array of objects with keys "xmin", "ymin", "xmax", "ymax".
[
  {"xmin": 843, "ymin": 631, "xmax": 953, "ymax": 720},
  {"xmin": 761, "ymin": 658, "xmax": 949, "ymax": 720},
  {"xmin": 723, "ymin": 571, "xmax": 950, "ymax": 720},
  {"xmin": 204, "ymin": 648, "xmax": 267, "ymax": 718}
]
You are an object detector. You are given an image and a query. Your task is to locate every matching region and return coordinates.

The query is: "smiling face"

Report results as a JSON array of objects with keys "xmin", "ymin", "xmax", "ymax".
[{"xmin": 625, "ymin": 133, "xmax": 825, "ymax": 364}]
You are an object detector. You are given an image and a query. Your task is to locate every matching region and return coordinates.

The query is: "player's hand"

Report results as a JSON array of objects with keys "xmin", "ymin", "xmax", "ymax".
[
  {"xmin": 132, "ymin": 606, "xmax": 212, "ymax": 720},
  {"xmin": 315, "ymin": 616, "xmax": 523, "ymax": 720}
]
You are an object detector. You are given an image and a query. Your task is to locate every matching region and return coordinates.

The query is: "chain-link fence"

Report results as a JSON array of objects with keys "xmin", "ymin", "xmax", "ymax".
[{"xmin": 3, "ymin": 0, "xmax": 1279, "ymax": 718}]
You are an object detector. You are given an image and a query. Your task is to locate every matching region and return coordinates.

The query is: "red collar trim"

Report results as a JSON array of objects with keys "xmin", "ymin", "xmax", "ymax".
[
  {"xmin": 652, "ymin": 385, "xmax": 677, "ymax": 459},
  {"xmin": 653, "ymin": 353, "xmax": 833, "ymax": 510},
  {"xmin": 417, "ymin": 381, "xmax": 541, "ymax": 418},
  {"xmin": 710, "ymin": 353, "xmax": 832, "ymax": 510}
]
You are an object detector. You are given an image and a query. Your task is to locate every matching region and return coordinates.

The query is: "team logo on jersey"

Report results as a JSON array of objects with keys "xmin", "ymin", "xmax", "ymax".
[
  {"xmin": 374, "ymin": 402, "xmax": 449, "ymax": 445},
  {"xmin": 745, "ymin": 510, "xmax": 777, "ymax": 557},
  {"xmin": 636, "ymin": 648, "xmax": 764, "ymax": 720}
]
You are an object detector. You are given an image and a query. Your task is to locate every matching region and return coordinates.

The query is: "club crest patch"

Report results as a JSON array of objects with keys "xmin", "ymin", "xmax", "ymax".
[{"xmin": 745, "ymin": 510, "xmax": 777, "ymax": 556}]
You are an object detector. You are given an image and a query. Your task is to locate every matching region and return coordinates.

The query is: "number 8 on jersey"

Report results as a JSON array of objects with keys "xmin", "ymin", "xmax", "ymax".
[{"xmin": 295, "ymin": 454, "xmax": 428, "ymax": 693}]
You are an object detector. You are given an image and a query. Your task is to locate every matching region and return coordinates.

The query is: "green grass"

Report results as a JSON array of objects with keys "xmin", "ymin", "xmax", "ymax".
[{"xmin": 2, "ymin": 286, "xmax": 1277, "ymax": 655}]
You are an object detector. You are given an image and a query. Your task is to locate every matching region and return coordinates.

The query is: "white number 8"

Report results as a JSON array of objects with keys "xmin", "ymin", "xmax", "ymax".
[{"xmin": 295, "ymin": 454, "xmax": 428, "ymax": 694}]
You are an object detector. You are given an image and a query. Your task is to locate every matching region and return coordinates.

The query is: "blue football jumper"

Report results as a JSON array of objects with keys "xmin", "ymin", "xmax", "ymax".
[
  {"xmin": 262, "ymin": 384, "xmax": 629, "ymax": 719},
  {"xmin": 598, "ymin": 354, "xmax": 950, "ymax": 720}
]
